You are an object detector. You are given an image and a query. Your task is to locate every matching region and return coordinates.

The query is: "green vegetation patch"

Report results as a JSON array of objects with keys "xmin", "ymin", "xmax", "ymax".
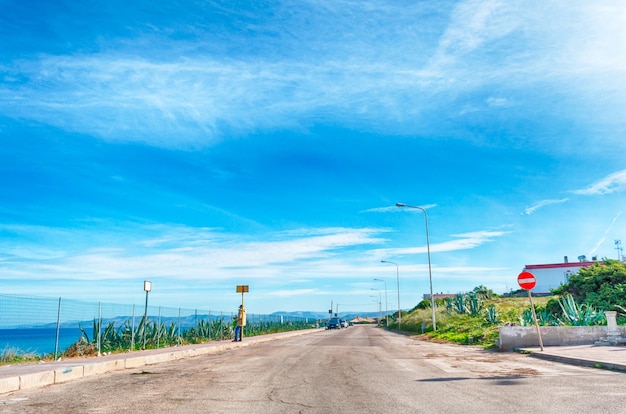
[{"xmin": 389, "ymin": 261, "xmax": 626, "ymax": 348}]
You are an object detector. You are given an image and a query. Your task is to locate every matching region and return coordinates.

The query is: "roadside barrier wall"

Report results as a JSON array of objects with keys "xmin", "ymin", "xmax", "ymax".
[{"xmin": 498, "ymin": 325, "xmax": 626, "ymax": 350}]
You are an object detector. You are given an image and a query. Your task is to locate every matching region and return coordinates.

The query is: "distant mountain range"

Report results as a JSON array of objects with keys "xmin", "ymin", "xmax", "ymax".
[
  {"xmin": 270, "ymin": 311, "xmax": 384, "ymax": 320},
  {"xmin": 8, "ymin": 310, "xmax": 386, "ymax": 329}
]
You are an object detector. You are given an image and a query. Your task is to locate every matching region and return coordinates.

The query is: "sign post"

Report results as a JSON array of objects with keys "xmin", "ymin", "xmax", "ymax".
[
  {"xmin": 236, "ymin": 285, "xmax": 249, "ymax": 340},
  {"xmin": 517, "ymin": 271, "xmax": 543, "ymax": 351}
]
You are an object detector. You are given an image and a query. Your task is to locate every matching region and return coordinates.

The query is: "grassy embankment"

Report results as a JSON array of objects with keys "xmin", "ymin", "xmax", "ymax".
[{"xmin": 392, "ymin": 296, "xmax": 551, "ymax": 348}]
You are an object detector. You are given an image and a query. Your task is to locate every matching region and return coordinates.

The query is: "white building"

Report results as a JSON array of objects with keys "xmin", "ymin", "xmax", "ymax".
[{"xmin": 521, "ymin": 260, "xmax": 598, "ymax": 294}]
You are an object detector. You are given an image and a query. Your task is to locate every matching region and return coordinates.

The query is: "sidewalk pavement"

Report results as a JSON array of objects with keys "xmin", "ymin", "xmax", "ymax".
[
  {"xmin": 520, "ymin": 344, "xmax": 626, "ymax": 372},
  {"xmin": 0, "ymin": 329, "xmax": 323, "ymax": 395},
  {"xmin": 2, "ymin": 332, "xmax": 626, "ymax": 395}
]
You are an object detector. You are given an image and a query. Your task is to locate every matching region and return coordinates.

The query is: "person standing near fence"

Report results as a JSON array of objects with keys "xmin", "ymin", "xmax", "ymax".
[{"xmin": 233, "ymin": 304, "xmax": 246, "ymax": 342}]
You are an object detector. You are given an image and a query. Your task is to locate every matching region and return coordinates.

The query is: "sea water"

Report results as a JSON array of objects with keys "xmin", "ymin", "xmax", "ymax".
[{"xmin": 0, "ymin": 328, "xmax": 84, "ymax": 356}]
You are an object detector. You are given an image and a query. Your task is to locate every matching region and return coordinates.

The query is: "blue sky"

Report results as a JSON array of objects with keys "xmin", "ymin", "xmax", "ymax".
[{"xmin": 1, "ymin": 0, "xmax": 625, "ymax": 315}]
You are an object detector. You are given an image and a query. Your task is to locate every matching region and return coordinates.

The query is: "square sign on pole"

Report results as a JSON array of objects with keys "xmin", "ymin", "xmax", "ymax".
[{"xmin": 236, "ymin": 285, "xmax": 249, "ymax": 307}]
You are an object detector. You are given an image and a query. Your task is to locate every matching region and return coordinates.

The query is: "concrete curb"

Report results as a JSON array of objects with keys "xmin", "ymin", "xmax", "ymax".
[
  {"xmin": 0, "ymin": 328, "xmax": 322, "ymax": 394},
  {"xmin": 523, "ymin": 348, "xmax": 626, "ymax": 372}
]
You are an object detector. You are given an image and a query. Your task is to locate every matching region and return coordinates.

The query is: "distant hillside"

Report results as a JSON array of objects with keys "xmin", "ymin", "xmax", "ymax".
[
  {"xmin": 11, "ymin": 310, "xmax": 385, "ymax": 330},
  {"xmin": 22, "ymin": 314, "xmax": 223, "ymax": 330},
  {"xmin": 271, "ymin": 311, "xmax": 382, "ymax": 320}
]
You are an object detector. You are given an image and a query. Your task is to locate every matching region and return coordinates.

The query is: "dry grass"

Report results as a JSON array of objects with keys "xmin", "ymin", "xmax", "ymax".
[{"xmin": 0, "ymin": 345, "xmax": 40, "ymax": 365}]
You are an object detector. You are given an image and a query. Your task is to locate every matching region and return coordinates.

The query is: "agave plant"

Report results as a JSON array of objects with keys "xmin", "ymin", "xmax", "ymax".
[
  {"xmin": 64, "ymin": 312, "xmax": 312, "ymax": 357},
  {"xmin": 99, "ymin": 322, "xmax": 123, "ymax": 352},
  {"xmin": 78, "ymin": 322, "xmax": 93, "ymax": 343},
  {"xmin": 484, "ymin": 304, "xmax": 498, "ymax": 325},
  {"xmin": 558, "ymin": 294, "xmax": 605, "ymax": 326},
  {"xmin": 466, "ymin": 294, "xmax": 483, "ymax": 317},
  {"xmin": 196, "ymin": 319, "xmax": 211, "ymax": 338},
  {"xmin": 518, "ymin": 307, "xmax": 555, "ymax": 326},
  {"xmin": 518, "ymin": 309, "xmax": 533, "ymax": 326},
  {"xmin": 453, "ymin": 293, "xmax": 466, "ymax": 314},
  {"xmin": 119, "ymin": 319, "xmax": 136, "ymax": 350}
]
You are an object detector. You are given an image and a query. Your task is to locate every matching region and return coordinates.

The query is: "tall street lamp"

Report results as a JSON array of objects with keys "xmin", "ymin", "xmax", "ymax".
[
  {"xmin": 371, "ymin": 288, "xmax": 382, "ymax": 326},
  {"xmin": 370, "ymin": 297, "xmax": 378, "ymax": 324},
  {"xmin": 370, "ymin": 294, "xmax": 381, "ymax": 326},
  {"xmin": 374, "ymin": 278, "xmax": 388, "ymax": 327},
  {"xmin": 143, "ymin": 280, "xmax": 152, "ymax": 349},
  {"xmin": 396, "ymin": 203, "xmax": 436, "ymax": 331},
  {"xmin": 381, "ymin": 260, "xmax": 400, "ymax": 330}
]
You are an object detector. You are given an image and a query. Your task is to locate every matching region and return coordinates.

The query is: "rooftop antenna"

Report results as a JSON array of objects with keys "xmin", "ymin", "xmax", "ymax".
[{"xmin": 616, "ymin": 240, "xmax": 623, "ymax": 262}]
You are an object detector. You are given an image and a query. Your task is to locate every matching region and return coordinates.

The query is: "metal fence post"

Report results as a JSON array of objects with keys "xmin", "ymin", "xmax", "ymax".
[
  {"xmin": 54, "ymin": 297, "xmax": 61, "ymax": 361},
  {"xmin": 97, "ymin": 302, "xmax": 102, "ymax": 356},
  {"xmin": 157, "ymin": 306, "xmax": 161, "ymax": 349},
  {"xmin": 178, "ymin": 308, "xmax": 182, "ymax": 345},
  {"xmin": 220, "ymin": 311, "xmax": 223, "ymax": 340},
  {"xmin": 131, "ymin": 304, "xmax": 135, "ymax": 352}
]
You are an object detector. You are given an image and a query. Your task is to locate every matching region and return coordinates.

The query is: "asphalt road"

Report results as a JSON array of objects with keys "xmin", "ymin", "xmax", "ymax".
[{"xmin": 1, "ymin": 325, "xmax": 624, "ymax": 413}]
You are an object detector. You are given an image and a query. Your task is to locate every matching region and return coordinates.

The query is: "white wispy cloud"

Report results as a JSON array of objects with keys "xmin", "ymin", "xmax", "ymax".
[
  {"xmin": 430, "ymin": 0, "xmax": 520, "ymax": 66},
  {"xmin": 395, "ymin": 204, "xmax": 438, "ymax": 212},
  {"xmin": 268, "ymin": 289, "xmax": 319, "ymax": 298},
  {"xmin": 360, "ymin": 204, "xmax": 437, "ymax": 213},
  {"xmin": 0, "ymin": 55, "xmax": 437, "ymax": 147},
  {"xmin": 522, "ymin": 169, "xmax": 626, "ymax": 216},
  {"xmin": 522, "ymin": 198, "xmax": 569, "ymax": 215},
  {"xmin": 361, "ymin": 204, "xmax": 438, "ymax": 213},
  {"xmin": 573, "ymin": 169, "xmax": 626, "ymax": 196},
  {"xmin": 0, "ymin": 224, "xmax": 387, "ymax": 282},
  {"xmin": 589, "ymin": 210, "xmax": 624, "ymax": 256},
  {"xmin": 426, "ymin": 230, "xmax": 510, "ymax": 253},
  {"xmin": 1, "ymin": 1, "xmax": 624, "ymax": 152},
  {"xmin": 372, "ymin": 230, "xmax": 508, "ymax": 257},
  {"xmin": 361, "ymin": 206, "xmax": 397, "ymax": 213}
]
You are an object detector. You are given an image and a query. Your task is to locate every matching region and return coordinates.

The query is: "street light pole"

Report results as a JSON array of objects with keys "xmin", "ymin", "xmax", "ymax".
[
  {"xmin": 374, "ymin": 278, "xmax": 388, "ymax": 327},
  {"xmin": 371, "ymin": 289, "xmax": 382, "ymax": 326},
  {"xmin": 142, "ymin": 280, "xmax": 152, "ymax": 349},
  {"xmin": 396, "ymin": 203, "xmax": 436, "ymax": 331},
  {"xmin": 381, "ymin": 260, "xmax": 400, "ymax": 330},
  {"xmin": 370, "ymin": 297, "xmax": 378, "ymax": 324}
]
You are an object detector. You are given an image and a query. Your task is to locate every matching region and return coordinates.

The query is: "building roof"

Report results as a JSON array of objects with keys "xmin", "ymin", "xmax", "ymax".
[{"xmin": 524, "ymin": 261, "xmax": 598, "ymax": 270}]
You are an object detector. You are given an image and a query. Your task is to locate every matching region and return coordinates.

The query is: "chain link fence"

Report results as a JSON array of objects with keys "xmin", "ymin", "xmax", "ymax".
[{"xmin": 0, "ymin": 294, "xmax": 315, "ymax": 360}]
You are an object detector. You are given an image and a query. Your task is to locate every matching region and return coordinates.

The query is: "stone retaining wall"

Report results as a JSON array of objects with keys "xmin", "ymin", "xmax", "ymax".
[{"xmin": 498, "ymin": 325, "xmax": 626, "ymax": 351}]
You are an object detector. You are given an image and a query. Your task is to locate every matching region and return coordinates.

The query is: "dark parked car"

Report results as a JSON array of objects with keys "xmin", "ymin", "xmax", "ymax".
[{"xmin": 327, "ymin": 317, "xmax": 341, "ymax": 329}]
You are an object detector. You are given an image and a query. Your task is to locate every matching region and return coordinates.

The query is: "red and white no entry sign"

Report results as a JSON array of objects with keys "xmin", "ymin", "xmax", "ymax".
[
  {"xmin": 517, "ymin": 271, "xmax": 536, "ymax": 290},
  {"xmin": 518, "ymin": 270, "xmax": 543, "ymax": 350}
]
